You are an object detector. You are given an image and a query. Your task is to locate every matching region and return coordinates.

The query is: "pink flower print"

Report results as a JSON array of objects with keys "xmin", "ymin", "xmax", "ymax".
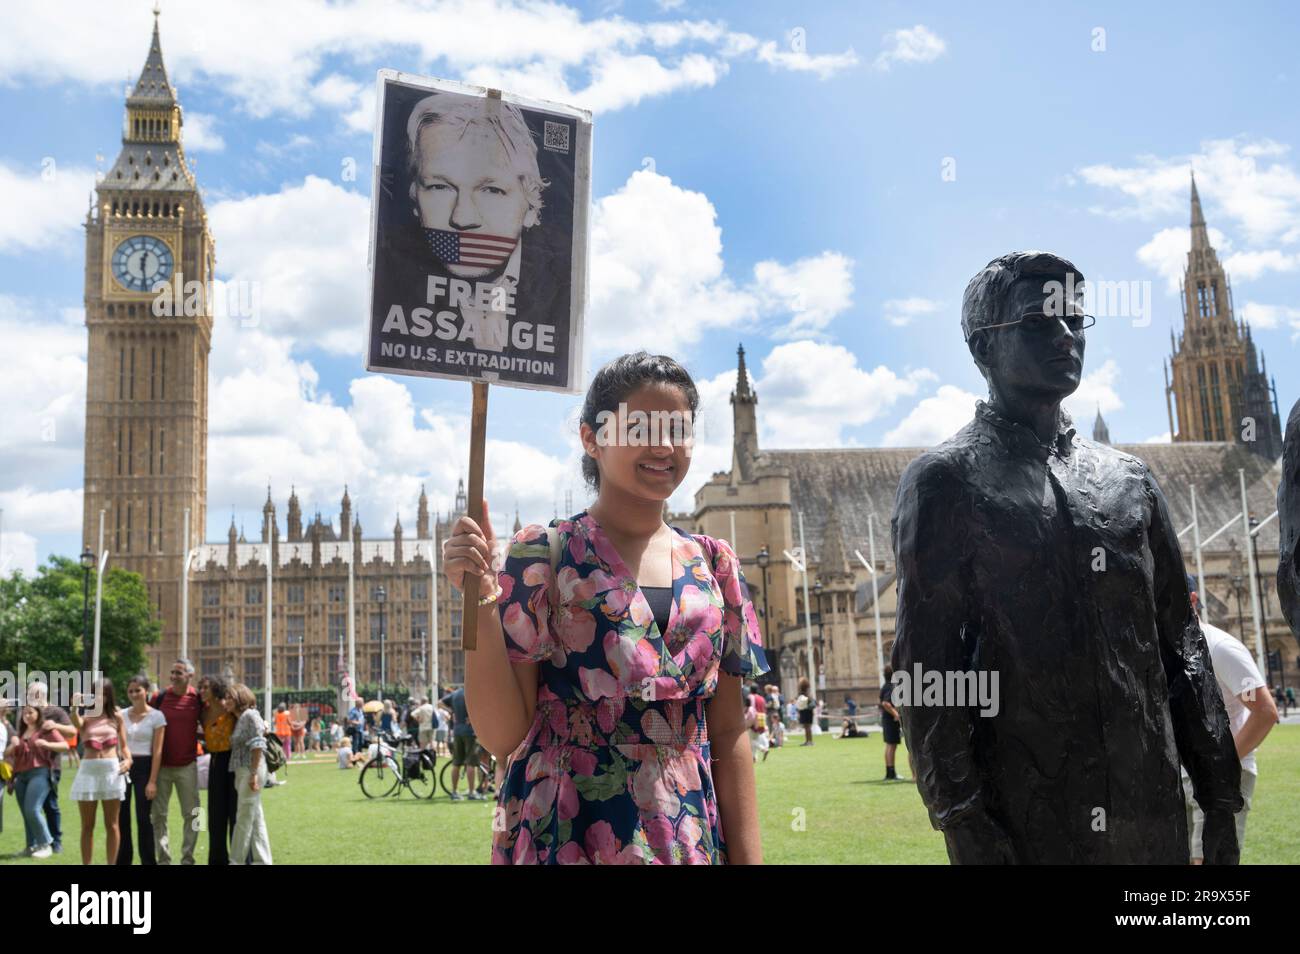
[
  {"xmin": 595, "ymin": 696, "xmax": 624, "ymax": 734},
  {"xmin": 623, "ymin": 746, "xmax": 680, "ymax": 816},
  {"xmin": 579, "ymin": 665, "xmax": 619, "ymax": 701},
  {"xmin": 503, "ymin": 602, "xmax": 544, "ymax": 658},
  {"xmin": 684, "ymin": 632, "xmax": 715, "ymax": 674},
  {"xmin": 600, "ymin": 577, "xmax": 641, "ymax": 622},
  {"xmin": 647, "ymin": 811, "xmax": 708, "ymax": 865},
  {"xmin": 570, "ymin": 567, "xmax": 619, "ymax": 602},
  {"xmin": 584, "ymin": 820, "xmax": 645, "ymax": 864},
  {"xmin": 604, "ymin": 629, "xmax": 659, "ymax": 686},
  {"xmin": 678, "ymin": 584, "xmax": 722, "ymax": 636},
  {"xmin": 511, "ymin": 826, "xmax": 539, "ymax": 864},
  {"xmin": 497, "ymin": 572, "xmax": 515, "ymax": 603},
  {"xmin": 555, "ymin": 841, "xmax": 588, "ymax": 864}
]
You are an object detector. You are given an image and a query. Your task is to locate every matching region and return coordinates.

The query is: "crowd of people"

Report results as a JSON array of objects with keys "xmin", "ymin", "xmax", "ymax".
[{"xmin": 1, "ymin": 659, "xmax": 277, "ymax": 864}]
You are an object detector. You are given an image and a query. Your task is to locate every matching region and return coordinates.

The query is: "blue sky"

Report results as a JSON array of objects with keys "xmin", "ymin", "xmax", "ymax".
[{"xmin": 1, "ymin": 0, "xmax": 1297, "ymax": 574}]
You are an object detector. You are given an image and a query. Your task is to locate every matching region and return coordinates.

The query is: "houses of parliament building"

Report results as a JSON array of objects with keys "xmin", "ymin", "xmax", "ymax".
[{"xmin": 83, "ymin": 19, "xmax": 1293, "ymax": 700}]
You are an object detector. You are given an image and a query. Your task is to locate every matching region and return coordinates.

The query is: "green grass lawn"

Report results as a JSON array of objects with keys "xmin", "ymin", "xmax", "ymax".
[{"xmin": 4, "ymin": 725, "xmax": 1297, "ymax": 864}]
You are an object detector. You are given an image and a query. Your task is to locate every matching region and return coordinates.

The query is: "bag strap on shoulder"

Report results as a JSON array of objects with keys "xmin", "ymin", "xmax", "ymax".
[{"xmin": 546, "ymin": 525, "xmax": 561, "ymax": 576}]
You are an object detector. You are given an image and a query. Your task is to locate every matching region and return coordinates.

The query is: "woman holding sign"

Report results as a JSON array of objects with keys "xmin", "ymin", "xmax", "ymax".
[{"xmin": 444, "ymin": 351, "xmax": 769, "ymax": 864}]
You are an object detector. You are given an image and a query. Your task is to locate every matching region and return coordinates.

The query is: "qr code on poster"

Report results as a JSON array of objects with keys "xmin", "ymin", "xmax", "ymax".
[{"xmin": 543, "ymin": 120, "xmax": 570, "ymax": 153}]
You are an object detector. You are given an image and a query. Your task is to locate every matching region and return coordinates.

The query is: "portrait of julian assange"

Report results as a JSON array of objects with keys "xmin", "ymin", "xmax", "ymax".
[{"xmin": 368, "ymin": 79, "xmax": 582, "ymax": 390}]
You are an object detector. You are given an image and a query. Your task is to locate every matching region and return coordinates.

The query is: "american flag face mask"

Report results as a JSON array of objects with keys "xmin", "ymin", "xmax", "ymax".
[{"xmin": 423, "ymin": 227, "xmax": 517, "ymax": 269}]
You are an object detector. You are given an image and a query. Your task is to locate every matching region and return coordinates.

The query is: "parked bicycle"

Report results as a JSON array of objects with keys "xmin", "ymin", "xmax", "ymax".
[
  {"xmin": 359, "ymin": 730, "xmax": 437, "ymax": 800},
  {"xmin": 439, "ymin": 748, "xmax": 497, "ymax": 799}
]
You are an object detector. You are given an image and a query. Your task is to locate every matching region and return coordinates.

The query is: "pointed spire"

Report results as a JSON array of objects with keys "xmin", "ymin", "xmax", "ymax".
[
  {"xmin": 513, "ymin": 505, "xmax": 522, "ymax": 534},
  {"xmin": 1092, "ymin": 405, "xmax": 1111, "ymax": 445},
  {"xmin": 819, "ymin": 506, "xmax": 850, "ymax": 579},
  {"xmin": 1190, "ymin": 170, "xmax": 1211, "ymax": 253},
  {"xmin": 128, "ymin": 7, "xmax": 176, "ymax": 107},
  {"xmin": 735, "ymin": 343, "xmax": 753, "ymax": 400}
]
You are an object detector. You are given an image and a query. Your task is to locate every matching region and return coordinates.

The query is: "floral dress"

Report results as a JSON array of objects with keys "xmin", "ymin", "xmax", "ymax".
[{"xmin": 492, "ymin": 510, "xmax": 770, "ymax": 864}]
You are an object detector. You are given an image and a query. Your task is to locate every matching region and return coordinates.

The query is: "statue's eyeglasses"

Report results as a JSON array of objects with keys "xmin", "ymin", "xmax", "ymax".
[{"xmin": 979, "ymin": 310, "xmax": 1096, "ymax": 336}]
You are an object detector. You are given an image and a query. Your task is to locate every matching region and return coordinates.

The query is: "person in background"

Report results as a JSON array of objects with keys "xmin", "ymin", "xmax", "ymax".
[
  {"xmin": 439, "ymin": 686, "xmax": 481, "ymax": 801},
  {"xmin": 347, "ymin": 700, "xmax": 365, "ymax": 754},
  {"xmin": 117, "ymin": 675, "xmax": 165, "ymax": 865},
  {"xmin": 746, "ymin": 685, "xmax": 770, "ymax": 763},
  {"xmin": 796, "ymin": 678, "xmax": 815, "ymax": 746},
  {"xmin": 766, "ymin": 686, "xmax": 785, "ymax": 748},
  {"xmin": 434, "ymin": 700, "xmax": 451, "ymax": 757},
  {"xmin": 149, "ymin": 658, "xmax": 204, "ymax": 865},
  {"xmin": 198, "ymin": 675, "xmax": 236, "ymax": 865},
  {"xmin": 1183, "ymin": 577, "xmax": 1279, "ymax": 863},
  {"xmin": 336, "ymin": 735, "xmax": 354, "ymax": 769},
  {"xmin": 225, "ymin": 683, "xmax": 272, "ymax": 865},
  {"xmin": 69, "ymin": 679, "xmax": 130, "ymax": 865},
  {"xmin": 291, "ymin": 710, "xmax": 307, "ymax": 759},
  {"xmin": 412, "ymin": 697, "xmax": 435, "ymax": 750},
  {"xmin": 380, "ymin": 700, "xmax": 396, "ymax": 736},
  {"xmin": 880, "ymin": 665, "xmax": 903, "ymax": 780},
  {"xmin": 274, "ymin": 703, "xmax": 293, "ymax": 770},
  {"xmin": 27, "ymin": 681, "xmax": 73, "ymax": 855},
  {"xmin": 0, "ymin": 698, "xmax": 10, "ymax": 834},
  {"xmin": 6, "ymin": 702, "xmax": 69, "ymax": 857}
]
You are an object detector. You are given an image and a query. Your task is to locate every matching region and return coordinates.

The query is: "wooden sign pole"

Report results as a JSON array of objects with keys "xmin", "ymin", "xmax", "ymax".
[{"xmin": 462, "ymin": 380, "xmax": 489, "ymax": 649}]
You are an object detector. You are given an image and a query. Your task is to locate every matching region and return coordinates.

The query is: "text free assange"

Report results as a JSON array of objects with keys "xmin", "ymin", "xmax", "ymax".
[{"xmin": 379, "ymin": 275, "xmax": 556, "ymax": 352}]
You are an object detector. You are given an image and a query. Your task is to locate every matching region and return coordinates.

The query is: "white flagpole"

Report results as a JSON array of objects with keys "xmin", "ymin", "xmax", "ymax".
[
  {"xmin": 1240, "ymin": 469, "xmax": 1266, "ymax": 676},
  {"xmin": 429, "ymin": 540, "xmax": 439, "ymax": 698},
  {"xmin": 868, "ymin": 514, "xmax": 884, "ymax": 686},
  {"xmin": 798, "ymin": 512, "xmax": 815, "ymax": 696},
  {"xmin": 92, "ymin": 510, "xmax": 107, "ymax": 682},
  {"xmin": 1191, "ymin": 485, "xmax": 1208, "ymax": 624}
]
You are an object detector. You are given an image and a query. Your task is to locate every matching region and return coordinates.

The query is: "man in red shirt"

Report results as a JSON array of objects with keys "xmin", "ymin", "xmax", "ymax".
[{"xmin": 150, "ymin": 658, "xmax": 204, "ymax": 865}]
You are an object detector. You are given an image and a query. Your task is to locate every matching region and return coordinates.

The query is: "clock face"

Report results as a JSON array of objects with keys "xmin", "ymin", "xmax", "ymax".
[{"xmin": 111, "ymin": 235, "xmax": 174, "ymax": 292}]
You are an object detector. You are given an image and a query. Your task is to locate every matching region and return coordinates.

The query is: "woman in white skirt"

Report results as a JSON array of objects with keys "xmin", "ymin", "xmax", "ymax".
[
  {"xmin": 225, "ymin": 683, "xmax": 272, "ymax": 864},
  {"xmin": 69, "ymin": 678, "xmax": 131, "ymax": 865}
]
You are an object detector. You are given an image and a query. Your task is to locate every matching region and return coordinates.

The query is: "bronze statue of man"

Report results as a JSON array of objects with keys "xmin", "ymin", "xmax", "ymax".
[{"xmin": 890, "ymin": 251, "xmax": 1242, "ymax": 864}]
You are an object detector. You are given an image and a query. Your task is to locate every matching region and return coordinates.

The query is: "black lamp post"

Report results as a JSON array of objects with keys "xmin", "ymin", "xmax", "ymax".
[
  {"xmin": 376, "ymin": 584, "xmax": 387, "ymax": 702},
  {"xmin": 80, "ymin": 547, "xmax": 95, "ymax": 672}
]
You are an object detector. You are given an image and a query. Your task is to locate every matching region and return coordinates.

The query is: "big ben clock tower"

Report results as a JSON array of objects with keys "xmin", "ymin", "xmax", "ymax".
[{"xmin": 83, "ymin": 11, "xmax": 212, "ymax": 674}]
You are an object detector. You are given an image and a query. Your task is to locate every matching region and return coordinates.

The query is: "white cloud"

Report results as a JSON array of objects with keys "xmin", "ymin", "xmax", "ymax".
[
  {"xmin": 755, "ymin": 252, "xmax": 855, "ymax": 338},
  {"xmin": 1142, "ymin": 431, "xmax": 1172, "ymax": 444},
  {"xmin": 207, "ymin": 175, "xmax": 370, "ymax": 355},
  {"xmin": 873, "ymin": 25, "xmax": 946, "ymax": 72},
  {"xmin": 588, "ymin": 170, "xmax": 855, "ymax": 358},
  {"xmin": 0, "ymin": 296, "xmax": 86, "ymax": 482},
  {"xmin": 0, "ymin": 529, "xmax": 38, "ymax": 579},
  {"xmin": 1063, "ymin": 357, "xmax": 1123, "ymax": 424},
  {"xmin": 0, "ymin": 0, "xmax": 859, "ymax": 123},
  {"xmin": 1136, "ymin": 225, "xmax": 1229, "ymax": 292},
  {"xmin": 1222, "ymin": 249, "xmax": 1300, "ymax": 281},
  {"xmin": 882, "ymin": 296, "xmax": 942, "ymax": 327},
  {"xmin": 182, "ymin": 111, "xmax": 226, "ymax": 152},
  {"xmin": 882, "ymin": 384, "xmax": 979, "ymax": 447},
  {"xmin": 1240, "ymin": 301, "xmax": 1300, "ymax": 333},
  {"xmin": 0, "ymin": 161, "xmax": 96, "ymax": 254},
  {"xmin": 1078, "ymin": 138, "xmax": 1300, "ymax": 261},
  {"xmin": 752, "ymin": 341, "xmax": 934, "ymax": 447},
  {"xmin": 755, "ymin": 40, "xmax": 858, "ymax": 80},
  {"xmin": 204, "ymin": 322, "xmax": 578, "ymax": 542}
]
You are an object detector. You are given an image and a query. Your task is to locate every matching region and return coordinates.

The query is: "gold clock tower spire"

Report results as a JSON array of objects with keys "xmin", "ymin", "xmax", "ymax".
[{"xmin": 83, "ymin": 10, "xmax": 213, "ymax": 674}]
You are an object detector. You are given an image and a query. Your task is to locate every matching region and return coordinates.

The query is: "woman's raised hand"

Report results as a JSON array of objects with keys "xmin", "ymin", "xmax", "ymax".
[{"xmin": 442, "ymin": 499, "xmax": 497, "ymax": 593}]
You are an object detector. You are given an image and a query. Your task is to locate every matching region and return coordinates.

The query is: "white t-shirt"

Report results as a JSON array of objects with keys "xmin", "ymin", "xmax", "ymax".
[
  {"xmin": 414, "ymin": 703, "xmax": 435, "ymax": 729},
  {"xmin": 1202, "ymin": 622, "xmax": 1267, "ymax": 775},
  {"xmin": 122, "ymin": 707, "xmax": 167, "ymax": 757}
]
